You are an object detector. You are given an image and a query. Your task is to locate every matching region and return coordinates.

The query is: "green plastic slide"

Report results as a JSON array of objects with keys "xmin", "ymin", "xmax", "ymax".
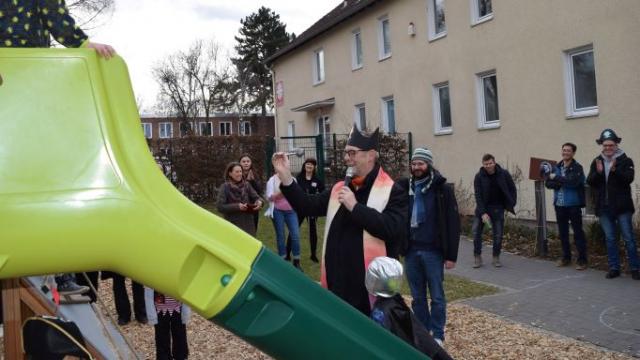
[{"xmin": 0, "ymin": 49, "xmax": 426, "ymax": 359}]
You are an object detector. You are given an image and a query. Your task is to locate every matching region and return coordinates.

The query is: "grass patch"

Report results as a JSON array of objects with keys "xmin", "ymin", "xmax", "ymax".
[{"xmin": 202, "ymin": 202, "xmax": 497, "ymax": 300}]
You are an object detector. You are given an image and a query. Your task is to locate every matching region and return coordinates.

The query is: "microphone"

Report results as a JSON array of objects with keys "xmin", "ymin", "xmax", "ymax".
[
  {"xmin": 285, "ymin": 148, "xmax": 305, "ymax": 158},
  {"xmin": 344, "ymin": 167, "xmax": 355, "ymax": 187}
]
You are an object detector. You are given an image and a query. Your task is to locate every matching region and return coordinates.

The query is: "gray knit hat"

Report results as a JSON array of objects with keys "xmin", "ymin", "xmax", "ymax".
[{"xmin": 411, "ymin": 147, "xmax": 433, "ymax": 165}]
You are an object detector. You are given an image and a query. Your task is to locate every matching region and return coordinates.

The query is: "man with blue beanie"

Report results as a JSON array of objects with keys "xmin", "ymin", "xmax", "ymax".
[{"xmin": 399, "ymin": 147, "xmax": 460, "ymax": 346}]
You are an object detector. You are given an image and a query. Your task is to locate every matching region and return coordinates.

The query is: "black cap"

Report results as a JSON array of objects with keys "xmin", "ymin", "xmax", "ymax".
[
  {"xmin": 596, "ymin": 128, "xmax": 621, "ymax": 145},
  {"xmin": 346, "ymin": 123, "xmax": 380, "ymax": 151}
]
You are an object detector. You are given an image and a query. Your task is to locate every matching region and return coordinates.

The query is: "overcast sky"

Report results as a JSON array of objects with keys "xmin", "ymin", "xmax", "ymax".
[{"xmin": 88, "ymin": 0, "xmax": 337, "ymax": 112}]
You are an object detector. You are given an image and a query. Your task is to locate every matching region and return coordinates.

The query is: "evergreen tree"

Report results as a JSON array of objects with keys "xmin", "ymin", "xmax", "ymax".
[{"xmin": 233, "ymin": 7, "xmax": 291, "ymax": 115}]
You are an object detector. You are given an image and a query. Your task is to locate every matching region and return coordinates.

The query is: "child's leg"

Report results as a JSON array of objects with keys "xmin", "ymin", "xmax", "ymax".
[
  {"xmin": 154, "ymin": 312, "xmax": 172, "ymax": 360},
  {"xmin": 170, "ymin": 311, "xmax": 189, "ymax": 360}
]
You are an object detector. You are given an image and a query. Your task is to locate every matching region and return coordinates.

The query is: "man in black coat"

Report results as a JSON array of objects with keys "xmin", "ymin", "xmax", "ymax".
[
  {"xmin": 586, "ymin": 128, "xmax": 639, "ymax": 280},
  {"xmin": 398, "ymin": 147, "xmax": 460, "ymax": 345},
  {"xmin": 272, "ymin": 126, "xmax": 407, "ymax": 316},
  {"xmin": 472, "ymin": 154, "xmax": 517, "ymax": 268}
]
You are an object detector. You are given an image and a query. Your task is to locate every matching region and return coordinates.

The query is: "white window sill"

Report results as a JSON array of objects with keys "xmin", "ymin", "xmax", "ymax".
[
  {"xmin": 428, "ymin": 32, "xmax": 447, "ymax": 43},
  {"xmin": 378, "ymin": 54, "xmax": 392, "ymax": 62},
  {"xmin": 313, "ymin": 80, "xmax": 325, "ymax": 87},
  {"xmin": 435, "ymin": 128, "xmax": 453, "ymax": 136},
  {"xmin": 352, "ymin": 65, "xmax": 363, "ymax": 71},
  {"xmin": 471, "ymin": 14, "xmax": 494, "ymax": 27},
  {"xmin": 566, "ymin": 109, "xmax": 599, "ymax": 120},
  {"xmin": 478, "ymin": 121, "xmax": 500, "ymax": 130}
]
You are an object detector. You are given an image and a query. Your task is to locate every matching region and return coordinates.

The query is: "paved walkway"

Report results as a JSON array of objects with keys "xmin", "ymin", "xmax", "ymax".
[{"xmin": 450, "ymin": 238, "xmax": 640, "ymax": 357}]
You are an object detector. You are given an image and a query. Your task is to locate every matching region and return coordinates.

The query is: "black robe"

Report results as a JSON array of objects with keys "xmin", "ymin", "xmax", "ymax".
[{"xmin": 281, "ymin": 164, "xmax": 407, "ymax": 315}]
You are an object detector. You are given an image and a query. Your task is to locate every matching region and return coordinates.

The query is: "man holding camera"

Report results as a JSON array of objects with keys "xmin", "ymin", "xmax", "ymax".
[{"xmin": 543, "ymin": 143, "xmax": 588, "ymax": 270}]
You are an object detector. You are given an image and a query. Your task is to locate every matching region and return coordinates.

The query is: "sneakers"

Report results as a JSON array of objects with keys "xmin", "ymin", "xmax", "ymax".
[
  {"xmin": 117, "ymin": 318, "xmax": 130, "ymax": 326},
  {"xmin": 310, "ymin": 255, "xmax": 319, "ymax": 263},
  {"xmin": 55, "ymin": 274, "xmax": 90, "ymax": 296},
  {"xmin": 575, "ymin": 261, "xmax": 588, "ymax": 271},
  {"xmin": 556, "ymin": 259, "xmax": 571, "ymax": 267},
  {"xmin": 632, "ymin": 270, "xmax": 640, "ymax": 280},
  {"xmin": 492, "ymin": 255, "xmax": 502, "ymax": 268},
  {"xmin": 434, "ymin": 338, "xmax": 444, "ymax": 348},
  {"xmin": 605, "ymin": 269, "xmax": 621, "ymax": 279},
  {"xmin": 473, "ymin": 255, "xmax": 482, "ymax": 268}
]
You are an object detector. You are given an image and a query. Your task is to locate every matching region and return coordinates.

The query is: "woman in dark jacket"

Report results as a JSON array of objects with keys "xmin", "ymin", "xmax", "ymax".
[
  {"xmin": 286, "ymin": 158, "xmax": 325, "ymax": 262},
  {"xmin": 217, "ymin": 162, "xmax": 263, "ymax": 236},
  {"xmin": 239, "ymin": 154, "xmax": 264, "ymax": 231}
]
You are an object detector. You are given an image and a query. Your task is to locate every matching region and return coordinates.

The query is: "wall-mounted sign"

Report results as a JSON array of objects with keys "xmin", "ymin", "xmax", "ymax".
[{"xmin": 275, "ymin": 80, "xmax": 284, "ymax": 107}]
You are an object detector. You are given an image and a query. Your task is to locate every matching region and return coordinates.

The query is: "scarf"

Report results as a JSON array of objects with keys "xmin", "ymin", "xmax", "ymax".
[
  {"xmin": 320, "ymin": 167, "xmax": 395, "ymax": 294},
  {"xmin": 602, "ymin": 148, "xmax": 624, "ymax": 181},
  {"xmin": 226, "ymin": 180, "xmax": 250, "ymax": 204},
  {"xmin": 409, "ymin": 169, "xmax": 434, "ymax": 228}
]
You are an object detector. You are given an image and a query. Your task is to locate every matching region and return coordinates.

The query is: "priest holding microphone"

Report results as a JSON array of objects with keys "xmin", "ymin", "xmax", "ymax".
[{"xmin": 271, "ymin": 125, "xmax": 407, "ymax": 316}]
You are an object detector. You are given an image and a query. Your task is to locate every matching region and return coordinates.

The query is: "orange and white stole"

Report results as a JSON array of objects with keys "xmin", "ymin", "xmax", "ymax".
[{"xmin": 320, "ymin": 167, "xmax": 395, "ymax": 300}]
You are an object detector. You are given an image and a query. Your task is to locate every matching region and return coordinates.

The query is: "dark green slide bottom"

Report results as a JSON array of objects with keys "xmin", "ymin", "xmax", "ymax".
[{"xmin": 213, "ymin": 248, "xmax": 427, "ymax": 359}]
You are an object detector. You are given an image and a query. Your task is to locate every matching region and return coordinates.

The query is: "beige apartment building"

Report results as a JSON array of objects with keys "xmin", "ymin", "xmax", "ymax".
[{"xmin": 268, "ymin": 0, "xmax": 640, "ymax": 217}]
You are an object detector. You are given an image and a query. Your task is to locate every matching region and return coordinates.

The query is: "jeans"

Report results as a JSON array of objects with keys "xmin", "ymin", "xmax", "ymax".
[
  {"xmin": 273, "ymin": 209, "xmax": 300, "ymax": 258},
  {"xmin": 405, "ymin": 250, "xmax": 446, "ymax": 340},
  {"xmin": 555, "ymin": 206, "xmax": 587, "ymax": 263},
  {"xmin": 473, "ymin": 206, "xmax": 505, "ymax": 256},
  {"xmin": 286, "ymin": 216, "xmax": 319, "ymax": 258},
  {"xmin": 112, "ymin": 274, "xmax": 146, "ymax": 321},
  {"xmin": 599, "ymin": 209, "xmax": 640, "ymax": 271}
]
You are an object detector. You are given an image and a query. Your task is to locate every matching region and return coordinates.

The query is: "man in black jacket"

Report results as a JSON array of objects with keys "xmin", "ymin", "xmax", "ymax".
[
  {"xmin": 472, "ymin": 154, "xmax": 517, "ymax": 268},
  {"xmin": 586, "ymin": 129, "xmax": 638, "ymax": 280},
  {"xmin": 272, "ymin": 125, "xmax": 407, "ymax": 316},
  {"xmin": 399, "ymin": 147, "xmax": 460, "ymax": 346}
]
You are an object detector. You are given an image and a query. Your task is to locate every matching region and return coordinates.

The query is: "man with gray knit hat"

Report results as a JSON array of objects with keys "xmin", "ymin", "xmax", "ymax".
[
  {"xmin": 587, "ymin": 128, "xmax": 639, "ymax": 280},
  {"xmin": 399, "ymin": 147, "xmax": 460, "ymax": 345}
]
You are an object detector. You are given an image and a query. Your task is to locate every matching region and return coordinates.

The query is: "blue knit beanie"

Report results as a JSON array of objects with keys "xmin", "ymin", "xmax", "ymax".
[{"xmin": 411, "ymin": 147, "xmax": 433, "ymax": 165}]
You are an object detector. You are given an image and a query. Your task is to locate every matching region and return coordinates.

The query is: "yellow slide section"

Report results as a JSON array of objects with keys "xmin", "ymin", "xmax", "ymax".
[{"xmin": 0, "ymin": 49, "xmax": 261, "ymax": 318}]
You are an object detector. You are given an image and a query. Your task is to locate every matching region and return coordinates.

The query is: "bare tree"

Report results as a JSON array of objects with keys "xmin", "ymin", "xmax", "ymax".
[
  {"xmin": 153, "ymin": 39, "xmax": 233, "ymax": 135},
  {"xmin": 67, "ymin": 0, "xmax": 115, "ymax": 31}
]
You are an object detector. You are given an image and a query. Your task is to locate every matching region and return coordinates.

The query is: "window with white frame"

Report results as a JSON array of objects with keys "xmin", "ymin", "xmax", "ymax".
[
  {"xmin": 199, "ymin": 122, "xmax": 212, "ymax": 136},
  {"xmin": 476, "ymin": 70, "xmax": 500, "ymax": 129},
  {"xmin": 352, "ymin": 29, "xmax": 363, "ymax": 70},
  {"xmin": 316, "ymin": 116, "xmax": 331, "ymax": 159},
  {"xmin": 141, "ymin": 123, "xmax": 152, "ymax": 139},
  {"xmin": 239, "ymin": 121, "xmax": 252, "ymax": 136},
  {"xmin": 219, "ymin": 121, "xmax": 232, "ymax": 136},
  {"xmin": 159, "ymin": 122, "xmax": 173, "ymax": 139},
  {"xmin": 378, "ymin": 16, "xmax": 392, "ymax": 60},
  {"xmin": 313, "ymin": 48, "xmax": 325, "ymax": 84},
  {"xmin": 427, "ymin": 0, "xmax": 447, "ymax": 40},
  {"xmin": 470, "ymin": 0, "xmax": 493, "ymax": 25},
  {"xmin": 180, "ymin": 122, "xmax": 194, "ymax": 137},
  {"xmin": 564, "ymin": 45, "xmax": 598, "ymax": 118},
  {"xmin": 433, "ymin": 82, "xmax": 452, "ymax": 134},
  {"xmin": 381, "ymin": 96, "xmax": 396, "ymax": 134},
  {"xmin": 354, "ymin": 104, "xmax": 367, "ymax": 130}
]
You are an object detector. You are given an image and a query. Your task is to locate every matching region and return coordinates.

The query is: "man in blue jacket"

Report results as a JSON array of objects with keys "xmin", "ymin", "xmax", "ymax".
[
  {"xmin": 472, "ymin": 154, "xmax": 517, "ymax": 268},
  {"xmin": 544, "ymin": 143, "xmax": 588, "ymax": 270}
]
